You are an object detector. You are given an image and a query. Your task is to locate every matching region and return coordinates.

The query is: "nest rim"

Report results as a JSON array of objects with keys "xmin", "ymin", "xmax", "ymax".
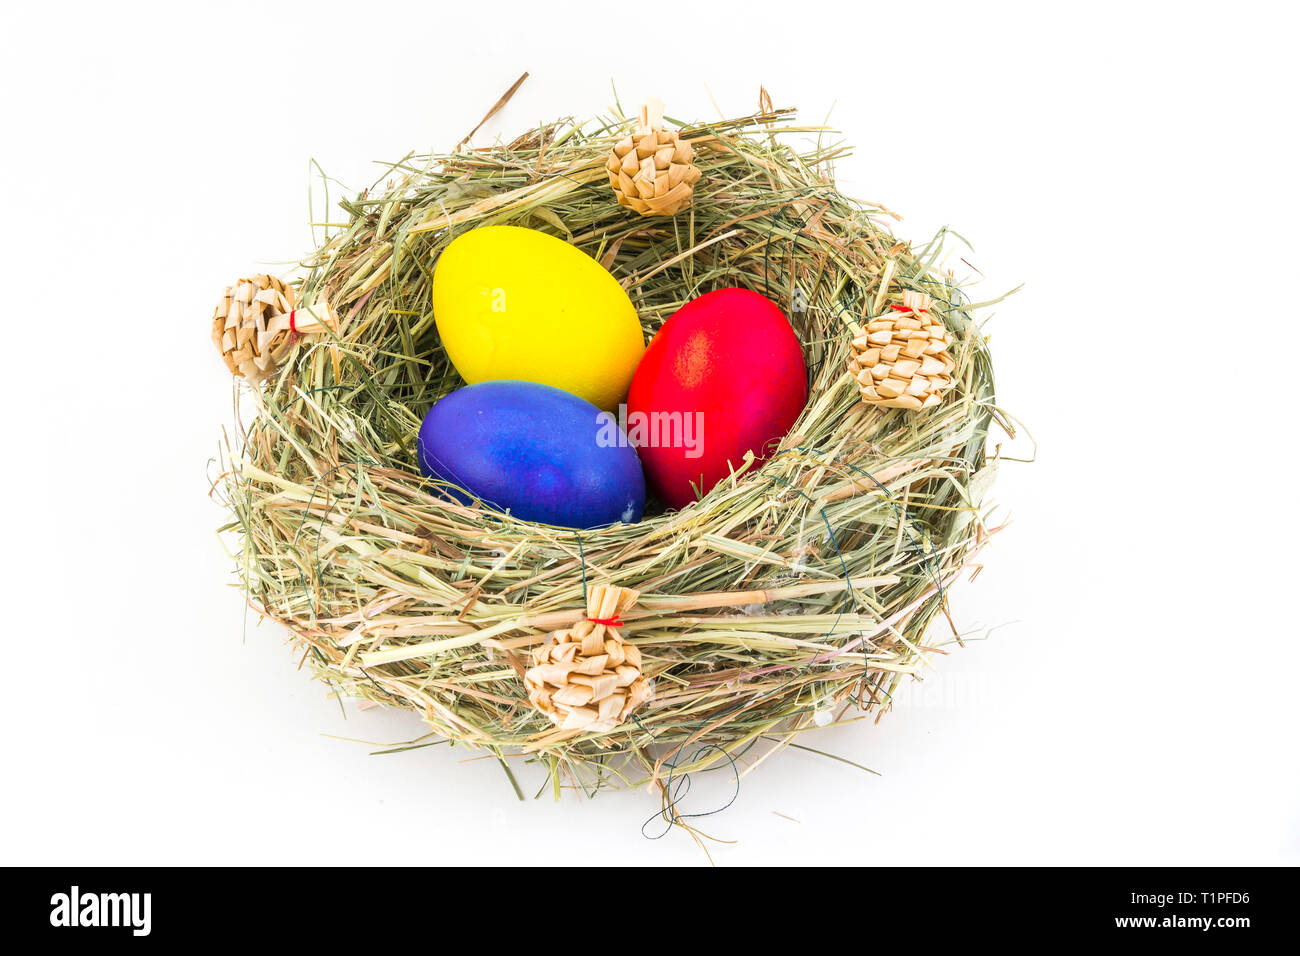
[{"xmin": 216, "ymin": 103, "xmax": 1006, "ymax": 796}]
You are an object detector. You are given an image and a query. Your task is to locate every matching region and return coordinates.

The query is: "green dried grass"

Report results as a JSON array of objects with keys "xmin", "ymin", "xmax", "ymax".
[{"xmin": 214, "ymin": 98, "xmax": 1014, "ymax": 804}]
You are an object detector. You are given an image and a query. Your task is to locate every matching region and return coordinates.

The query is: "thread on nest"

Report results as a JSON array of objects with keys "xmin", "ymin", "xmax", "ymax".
[
  {"xmin": 754, "ymin": 201, "xmax": 947, "ymax": 618},
  {"xmin": 638, "ymin": 733, "xmax": 742, "ymax": 840},
  {"xmin": 777, "ymin": 446, "xmax": 946, "ymax": 601},
  {"xmin": 760, "ymin": 195, "xmax": 823, "ymax": 304},
  {"xmin": 753, "ymin": 464, "xmax": 883, "ymax": 710},
  {"xmin": 563, "ymin": 445, "xmax": 890, "ymax": 801},
  {"xmin": 619, "ymin": 460, "xmax": 877, "ymax": 832},
  {"xmin": 770, "ymin": 446, "xmax": 951, "ymax": 707},
  {"xmin": 567, "ymin": 534, "xmax": 752, "ymax": 838}
]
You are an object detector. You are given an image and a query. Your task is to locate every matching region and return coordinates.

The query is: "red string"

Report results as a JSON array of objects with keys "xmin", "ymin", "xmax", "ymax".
[
  {"xmin": 588, "ymin": 616, "xmax": 624, "ymax": 627},
  {"xmin": 288, "ymin": 309, "xmax": 298, "ymax": 335},
  {"xmin": 890, "ymin": 303, "xmax": 928, "ymax": 313}
]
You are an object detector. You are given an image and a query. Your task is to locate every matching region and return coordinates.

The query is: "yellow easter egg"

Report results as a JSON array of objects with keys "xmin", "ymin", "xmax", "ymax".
[{"xmin": 431, "ymin": 225, "xmax": 645, "ymax": 410}]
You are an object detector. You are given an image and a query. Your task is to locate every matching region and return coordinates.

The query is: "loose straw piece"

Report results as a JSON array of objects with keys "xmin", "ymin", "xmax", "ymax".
[{"xmin": 456, "ymin": 71, "xmax": 529, "ymax": 151}]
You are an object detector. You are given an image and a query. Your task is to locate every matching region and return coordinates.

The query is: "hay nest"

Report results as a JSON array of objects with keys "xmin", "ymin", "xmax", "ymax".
[{"xmin": 214, "ymin": 99, "xmax": 1011, "ymax": 800}]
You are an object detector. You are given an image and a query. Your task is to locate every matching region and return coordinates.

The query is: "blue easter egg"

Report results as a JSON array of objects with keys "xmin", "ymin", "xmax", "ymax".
[{"xmin": 416, "ymin": 380, "xmax": 645, "ymax": 529}]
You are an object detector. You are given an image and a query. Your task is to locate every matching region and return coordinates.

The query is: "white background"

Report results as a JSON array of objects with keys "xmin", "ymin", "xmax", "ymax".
[{"xmin": 2, "ymin": 1, "xmax": 1296, "ymax": 866}]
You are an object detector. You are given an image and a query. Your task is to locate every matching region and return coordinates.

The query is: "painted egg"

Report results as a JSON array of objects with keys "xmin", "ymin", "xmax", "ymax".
[
  {"xmin": 431, "ymin": 225, "xmax": 645, "ymax": 410},
  {"xmin": 626, "ymin": 288, "xmax": 807, "ymax": 510},
  {"xmin": 416, "ymin": 380, "xmax": 645, "ymax": 529}
]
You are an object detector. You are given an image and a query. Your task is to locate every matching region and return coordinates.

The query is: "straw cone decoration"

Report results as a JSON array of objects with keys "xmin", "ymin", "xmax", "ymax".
[
  {"xmin": 524, "ymin": 585, "xmax": 652, "ymax": 732},
  {"xmin": 848, "ymin": 291, "xmax": 956, "ymax": 409},
  {"xmin": 212, "ymin": 274, "xmax": 337, "ymax": 382},
  {"xmin": 606, "ymin": 98, "xmax": 701, "ymax": 217}
]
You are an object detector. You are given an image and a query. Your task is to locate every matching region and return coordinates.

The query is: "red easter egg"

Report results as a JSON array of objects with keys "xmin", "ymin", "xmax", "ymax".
[{"xmin": 627, "ymin": 288, "xmax": 807, "ymax": 510}]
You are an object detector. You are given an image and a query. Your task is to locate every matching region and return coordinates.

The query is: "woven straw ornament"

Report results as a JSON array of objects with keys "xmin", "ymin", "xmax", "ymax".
[
  {"xmin": 524, "ymin": 584, "xmax": 652, "ymax": 732},
  {"xmin": 212, "ymin": 274, "xmax": 337, "ymax": 382},
  {"xmin": 606, "ymin": 98, "xmax": 701, "ymax": 217},
  {"xmin": 848, "ymin": 291, "xmax": 956, "ymax": 409}
]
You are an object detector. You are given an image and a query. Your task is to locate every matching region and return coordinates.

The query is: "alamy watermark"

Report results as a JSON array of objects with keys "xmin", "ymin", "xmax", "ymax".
[
  {"xmin": 49, "ymin": 885, "xmax": 151, "ymax": 936},
  {"xmin": 597, "ymin": 405, "xmax": 704, "ymax": 459}
]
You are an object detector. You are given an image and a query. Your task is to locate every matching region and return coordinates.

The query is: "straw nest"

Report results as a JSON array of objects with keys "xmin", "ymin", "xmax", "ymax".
[{"xmin": 214, "ymin": 99, "xmax": 1012, "ymax": 802}]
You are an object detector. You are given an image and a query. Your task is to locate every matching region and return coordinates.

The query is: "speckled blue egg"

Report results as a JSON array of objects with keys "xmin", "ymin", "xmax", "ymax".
[{"xmin": 416, "ymin": 380, "xmax": 645, "ymax": 529}]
